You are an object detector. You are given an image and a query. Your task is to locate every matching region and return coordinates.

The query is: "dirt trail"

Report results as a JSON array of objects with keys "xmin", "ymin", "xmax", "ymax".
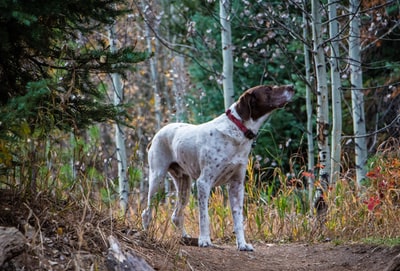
[{"xmin": 148, "ymin": 242, "xmax": 400, "ymax": 271}]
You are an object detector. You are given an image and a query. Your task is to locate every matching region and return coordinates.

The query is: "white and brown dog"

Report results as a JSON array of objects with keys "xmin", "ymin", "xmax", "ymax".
[{"xmin": 142, "ymin": 85, "xmax": 294, "ymax": 251}]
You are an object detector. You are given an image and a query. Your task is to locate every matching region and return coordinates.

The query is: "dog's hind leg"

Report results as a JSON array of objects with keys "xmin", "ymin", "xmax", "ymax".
[
  {"xmin": 142, "ymin": 138, "xmax": 172, "ymax": 230},
  {"xmin": 171, "ymin": 172, "xmax": 191, "ymax": 237},
  {"xmin": 141, "ymin": 165, "xmax": 168, "ymax": 230}
]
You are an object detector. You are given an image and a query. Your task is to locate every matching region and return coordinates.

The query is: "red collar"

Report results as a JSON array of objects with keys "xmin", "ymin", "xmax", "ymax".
[{"xmin": 226, "ymin": 109, "xmax": 257, "ymax": 139}]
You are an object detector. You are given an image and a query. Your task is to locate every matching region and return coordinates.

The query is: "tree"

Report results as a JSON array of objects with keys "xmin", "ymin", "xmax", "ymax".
[
  {"xmin": 349, "ymin": 0, "xmax": 367, "ymax": 185},
  {"xmin": 0, "ymin": 0, "xmax": 149, "ymax": 191},
  {"xmin": 302, "ymin": 0, "xmax": 315, "ymax": 213},
  {"xmin": 0, "ymin": 0, "xmax": 146, "ymax": 131},
  {"xmin": 220, "ymin": 0, "xmax": 234, "ymax": 109},
  {"xmin": 141, "ymin": 0, "xmax": 162, "ymax": 131},
  {"xmin": 311, "ymin": 0, "xmax": 331, "ymax": 212},
  {"xmin": 109, "ymin": 23, "xmax": 129, "ymax": 213},
  {"xmin": 329, "ymin": 0, "xmax": 343, "ymax": 185}
]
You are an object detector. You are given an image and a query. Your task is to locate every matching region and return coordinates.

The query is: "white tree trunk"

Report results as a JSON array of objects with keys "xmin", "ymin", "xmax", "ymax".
[
  {"xmin": 220, "ymin": 0, "xmax": 235, "ymax": 110},
  {"xmin": 329, "ymin": 0, "xmax": 342, "ymax": 185},
  {"xmin": 109, "ymin": 24, "xmax": 129, "ymax": 213},
  {"xmin": 311, "ymin": 0, "xmax": 331, "ymax": 211},
  {"xmin": 349, "ymin": 0, "xmax": 367, "ymax": 185},
  {"xmin": 302, "ymin": 0, "xmax": 315, "ymax": 214},
  {"xmin": 172, "ymin": 54, "xmax": 187, "ymax": 122},
  {"xmin": 144, "ymin": 30, "xmax": 161, "ymax": 129}
]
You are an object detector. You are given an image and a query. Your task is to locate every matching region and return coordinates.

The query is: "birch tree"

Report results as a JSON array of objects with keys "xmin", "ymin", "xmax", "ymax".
[
  {"xmin": 220, "ymin": 0, "xmax": 235, "ymax": 109},
  {"xmin": 311, "ymin": 0, "xmax": 331, "ymax": 212},
  {"xmin": 171, "ymin": 54, "xmax": 187, "ymax": 122},
  {"xmin": 349, "ymin": 0, "xmax": 367, "ymax": 185},
  {"xmin": 302, "ymin": 0, "xmax": 315, "ymax": 213},
  {"xmin": 328, "ymin": 0, "xmax": 342, "ymax": 185},
  {"xmin": 109, "ymin": 24, "xmax": 129, "ymax": 213}
]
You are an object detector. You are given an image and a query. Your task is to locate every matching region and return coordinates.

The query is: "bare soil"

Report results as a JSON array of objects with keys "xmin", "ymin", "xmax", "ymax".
[
  {"xmin": 172, "ymin": 242, "xmax": 400, "ymax": 271},
  {"xmin": 1, "ymin": 190, "xmax": 400, "ymax": 271}
]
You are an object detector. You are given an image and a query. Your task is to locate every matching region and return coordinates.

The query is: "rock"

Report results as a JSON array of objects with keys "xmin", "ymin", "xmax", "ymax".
[
  {"xmin": 0, "ymin": 227, "xmax": 26, "ymax": 267},
  {"xmin": 106, "ymin": 235, "xmax": 154, "ymax": 271}
]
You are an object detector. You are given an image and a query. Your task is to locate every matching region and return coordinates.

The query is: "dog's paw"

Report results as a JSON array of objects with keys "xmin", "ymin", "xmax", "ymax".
[
  {"xmin": 238, "ymin": 243, "xmax": 254, "ymax": 251},
  {"xmin": 198, "ymin": 237, "xmax": 213, "ymax": 247}
]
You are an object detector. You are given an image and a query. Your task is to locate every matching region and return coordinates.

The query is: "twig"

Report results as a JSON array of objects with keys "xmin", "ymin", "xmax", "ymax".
[
  {"xmin": 23, "ymin": 203, "xmax": 44, "ymax": 255},
  {"xmin": 342, "ymin": 114, "xmax": 400, "ymax": 139}
]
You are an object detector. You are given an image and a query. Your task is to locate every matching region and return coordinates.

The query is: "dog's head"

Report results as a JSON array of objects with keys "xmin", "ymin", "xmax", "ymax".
[{"xmin": 235, "ymin": 85, "xmax": 294, "ymax": 121}]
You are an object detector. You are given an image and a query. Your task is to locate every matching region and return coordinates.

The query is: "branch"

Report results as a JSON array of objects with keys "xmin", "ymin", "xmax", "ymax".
[
  {"xmin": 342, "ymin": 114, "xmax": 400, "ymax": 139},
  {"xmin": 361, "ymin": 21, "xmax": 400, "ymax": 52}
]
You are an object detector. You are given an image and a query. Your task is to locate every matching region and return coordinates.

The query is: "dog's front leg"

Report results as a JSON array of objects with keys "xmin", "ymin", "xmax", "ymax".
[
  {"xmin": 228, "ymin": 178, "xmax": 254, "ymax": 251},
  {"xmin": 196, "ymin": 177, "xmax": 212, "ymax": 247}
]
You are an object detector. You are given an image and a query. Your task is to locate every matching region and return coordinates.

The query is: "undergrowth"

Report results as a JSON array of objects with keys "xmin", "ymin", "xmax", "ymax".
[{"xmin": 1, "ymin": 128, "xmax": 400, "ymax": 265}]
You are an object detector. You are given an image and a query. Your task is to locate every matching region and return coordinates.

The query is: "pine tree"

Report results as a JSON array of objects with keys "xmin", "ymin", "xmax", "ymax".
[{"xmin": 0, "ymin": 0, "xmax": 149, "ymax": 139}]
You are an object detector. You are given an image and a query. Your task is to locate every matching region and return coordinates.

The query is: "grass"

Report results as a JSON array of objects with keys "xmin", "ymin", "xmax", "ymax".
[{"xmin": 362, "ymin": 237, "xmax": 400, "ymax": 246}]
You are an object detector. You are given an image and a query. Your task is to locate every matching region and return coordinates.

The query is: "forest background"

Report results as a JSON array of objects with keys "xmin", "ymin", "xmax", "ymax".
[{"xmin": 1, "ymin": 0, "xmax": 400, "ymax": 269}]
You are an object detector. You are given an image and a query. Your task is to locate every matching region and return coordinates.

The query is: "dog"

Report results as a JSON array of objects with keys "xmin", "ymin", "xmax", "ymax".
[{"xmin": 142, "ymin": 85, "xmax": 294, "ymax": 251}]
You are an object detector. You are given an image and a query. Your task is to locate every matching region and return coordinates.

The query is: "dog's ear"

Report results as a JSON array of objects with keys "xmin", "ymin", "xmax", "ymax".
[
  {"xmin": 250, "ymin": 85, "xmax": 272, "ymax": 103},
  {"xmin": 235, "ymin": 90, "xmax": 255, "ymax": 121}
]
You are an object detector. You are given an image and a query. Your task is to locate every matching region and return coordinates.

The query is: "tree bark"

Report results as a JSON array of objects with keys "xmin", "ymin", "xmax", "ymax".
[
  {"xmin": 329, "ymin": 0, "xmax": 343, "ymax": 185},
  {"xmin": 311, "ymin": 0, "xmax": 331, "ymax": 213},
  {"xmin": 220, "ymin": 0, "xmax": 235, "ymax": 110},
  {"xmin": 109, "ymin": 24, "xmax": 129, "ymax": 213},
  {"xmin": 349, "ymin": 0, "xmax": 367, "ymax": 186}
]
